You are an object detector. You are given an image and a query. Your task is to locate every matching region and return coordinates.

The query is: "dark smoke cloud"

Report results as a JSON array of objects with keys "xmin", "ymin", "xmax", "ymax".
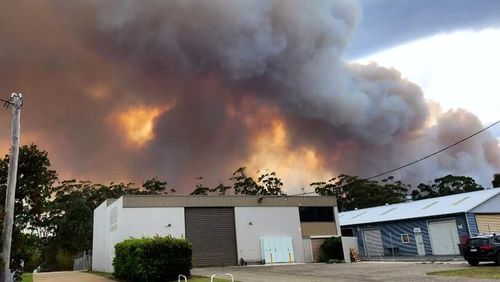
[{"xmin": 0, "ymin": 0, "xmax": 498, "ymax": 192}]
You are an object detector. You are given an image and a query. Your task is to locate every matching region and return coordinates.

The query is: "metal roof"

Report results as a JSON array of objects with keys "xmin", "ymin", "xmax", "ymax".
[
  {"xmin": 339, "ymin": 189, "xmax": 500, "ymax": 226},
  {"xmin": 121, "ymin": 195, "xmax": 336, "ymax": 208}
]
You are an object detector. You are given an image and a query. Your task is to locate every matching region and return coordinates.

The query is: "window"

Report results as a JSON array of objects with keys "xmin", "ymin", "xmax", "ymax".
[
  {"xmin": 299, "ymin": 207, "xmax": 334, "ymax": 222},
  {"xmin": 467, "ymin": 238, "xmax": 489, "ymax": 247},
  {"xmin": 401, "ymin": 234, "xmax": 410, "ymax": 243},
  {"xmin": 341, "ymin": 228, "xmax": 354, "ymax": 237},
  {"xmin": 495, "ymin": 236, "xmax": 500, "ymax": 243}
]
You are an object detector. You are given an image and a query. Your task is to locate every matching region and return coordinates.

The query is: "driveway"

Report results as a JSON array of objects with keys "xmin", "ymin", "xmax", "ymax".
[
  {"xmin": 192, "ymin": 262, "xmax": 499, "ymax": 282},
  {"xmin": 35, "ymin": 271, "xmax": 113, "ymax": 282}
]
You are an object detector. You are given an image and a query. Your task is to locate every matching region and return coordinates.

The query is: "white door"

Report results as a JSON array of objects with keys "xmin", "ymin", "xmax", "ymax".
[
  {"xmin": 261, "ymin": 237, "xmax": 295, "ymax": 263},
  {"xmin": 428, "ymin": 220, "xmax": 460, "ymax": 255},
  {"xmin": 363, "ymin": 229, "xmax": 384, "ymax": 258},
  {"xmin": 414, "ymin": 231, "xmax": 426, "ymax": 256},
  {"xmin": 282, "ymin": 237, "xmax": 295, "ymax": 262}
]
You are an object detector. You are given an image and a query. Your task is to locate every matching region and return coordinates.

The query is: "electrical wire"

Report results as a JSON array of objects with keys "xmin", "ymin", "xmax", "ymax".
[
  {"xmin": 291, "ymin": 119, "xmax": 500, "ymax": 196},
  {"xmin": 0, "ymin": 98, "xmax": 13, "ymax": 109}
]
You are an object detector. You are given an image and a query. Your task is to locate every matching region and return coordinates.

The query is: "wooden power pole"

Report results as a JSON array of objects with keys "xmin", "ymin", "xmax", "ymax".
[{"xmin": 1, "ymin": 93, "xmax": 23, "ymax": 282}]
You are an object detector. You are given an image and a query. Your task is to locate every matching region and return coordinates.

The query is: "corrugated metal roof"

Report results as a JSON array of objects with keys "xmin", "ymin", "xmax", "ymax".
[{"xmin": 339, "ymin": 189, "xmax": 500, "ymax": 226}]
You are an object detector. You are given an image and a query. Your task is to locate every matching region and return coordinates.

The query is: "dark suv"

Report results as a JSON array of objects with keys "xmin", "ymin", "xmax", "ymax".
[{"xmin": 463, "ymin": 234, "xmax": 500, "ymax": 266}]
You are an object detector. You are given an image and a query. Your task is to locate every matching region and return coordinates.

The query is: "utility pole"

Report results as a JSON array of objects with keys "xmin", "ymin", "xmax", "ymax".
[{"xmin": 1, "ymin": 93, "xmax": 23, "ymax": 282}]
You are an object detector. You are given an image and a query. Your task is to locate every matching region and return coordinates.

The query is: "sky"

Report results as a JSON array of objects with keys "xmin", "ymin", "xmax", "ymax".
[
  {"xmin": 0, "ymin": 1, "xmax": 499, "ymax": 192},
  {"xmin": 350, "ymin": 0, "xmax": 500, "ymax": 137}
]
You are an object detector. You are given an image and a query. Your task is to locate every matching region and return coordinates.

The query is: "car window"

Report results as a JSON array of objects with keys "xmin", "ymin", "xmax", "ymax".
[
  {"xmin": 467, "ymin": 238, "xmax": 489, "ymax": 246},
  {"xmin": 495, "ymin": 236, "xmax": 500, "ymax": 243}
]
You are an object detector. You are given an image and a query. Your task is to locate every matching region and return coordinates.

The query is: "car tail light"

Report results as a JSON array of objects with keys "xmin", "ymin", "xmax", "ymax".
[{"xmin": 481, "ymin": 245, "xmax": 493, "ymax": 251}]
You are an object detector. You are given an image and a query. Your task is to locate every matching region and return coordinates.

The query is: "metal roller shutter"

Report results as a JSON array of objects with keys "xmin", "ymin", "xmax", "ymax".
[
  {"xmin": 363, "ymin": 229, "xmax": 384, "ymax": 258},
  {"xmin": 185, "ymin": 207, "xmax": 238, "ymax": 267},
  {"xmin": 428, "ymin": 219, "xmax": 460, "ymax": 255},
  {"xmin": 476, "ymin": 214, "xmax": 500, "ymax": 234}
]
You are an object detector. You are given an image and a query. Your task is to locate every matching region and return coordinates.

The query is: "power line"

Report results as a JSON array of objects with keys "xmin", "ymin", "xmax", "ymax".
[
  {"xmin": 291, "ymin": 119, "xmax": 500, "ymax": 196},
  {"xmin": 365, "ymin": 119, "xmax": 500, "ymax": 180}
]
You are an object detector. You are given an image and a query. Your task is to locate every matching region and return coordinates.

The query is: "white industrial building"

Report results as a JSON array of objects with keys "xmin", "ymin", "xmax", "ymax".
[{"xmin": 92, "ymin": 195, "xmax": 340, "ymax": 272}]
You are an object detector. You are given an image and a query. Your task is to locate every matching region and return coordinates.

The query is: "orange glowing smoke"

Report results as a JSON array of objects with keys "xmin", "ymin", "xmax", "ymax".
[
  {"xmin": 112, "ymin": 104, "xmax": 174, "ymax": 147},
  {"xmin": 246, "ymin": 118, "xmax": 333, "ymax": 193},
  {"xmin": 87, "ymin": 83, "xmax": 112, "ymax": 100}
]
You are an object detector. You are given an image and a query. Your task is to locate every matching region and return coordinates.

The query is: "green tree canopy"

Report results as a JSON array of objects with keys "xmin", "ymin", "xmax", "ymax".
[
  {"xmin": 190, "ymin": 167, "xmax": 286, "ymax": 196},
  {"xmin": 0, "ymin": 144, "xmax": 58, "ymax": 271},
  {"xmin": 142, "ymin": 178, "xmax": 174, "ymax": 194},
  {"xmin": 190, "ymin": 177, "xmax": 211, "ymax": 195},
  {"xmin": 0, "ymin": 144, "xmax": 58, "ymax": 233},
  {"xmin": 492, "ymin": 174, "xmax": 500, "ymax": 188},
  {"xmin": 412, "ymin": 174, "xmax": 484, "ymax": 200},
  {"xmin": 55, "ymin": 198, "xmax": 93, "ymax": 254},
  {"xmin": 312, "ymin": 175, "xmax": 409, "ymax": 212}
]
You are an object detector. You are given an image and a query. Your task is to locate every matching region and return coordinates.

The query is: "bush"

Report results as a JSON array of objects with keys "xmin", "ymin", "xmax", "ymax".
[
  {"xmin": 113, "ymin": 236, "xmax": 192, "ymax": 282},
  {"xmin": 320, "ymin": 236, "xmax": 344, "ymax": 262}
]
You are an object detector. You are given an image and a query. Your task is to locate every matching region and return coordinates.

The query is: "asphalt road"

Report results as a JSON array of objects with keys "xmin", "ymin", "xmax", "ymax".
[
  {"xmin": 192, "ymin": 261, "xmax": 499, "ymax": 282},
  {"xmin": 33, "ymin": 262, "xmax": 499, "ymax": 282}
]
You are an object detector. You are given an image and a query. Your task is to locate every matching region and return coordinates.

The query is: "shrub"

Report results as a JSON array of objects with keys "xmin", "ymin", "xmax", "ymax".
[
  {"xmin": 113, "ymin": 236, "xmax": 192, "ymax": 282},
  {"xmin": 320, "ymin": 236, "xmax": 344, "ymax": 262}
]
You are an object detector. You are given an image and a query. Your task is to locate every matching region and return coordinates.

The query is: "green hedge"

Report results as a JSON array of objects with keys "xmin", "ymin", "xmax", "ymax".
[
  {"xmin": 320, "ymin": 236, "xmax": 344, "ymax": 262},
  {"xmin": 113, "ymin": 236, "xmax": 192, "ymax": 282}
]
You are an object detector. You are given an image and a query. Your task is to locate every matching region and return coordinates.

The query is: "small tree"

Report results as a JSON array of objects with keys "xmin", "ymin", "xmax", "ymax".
[
  {"xmin": 190, "ymin": 177, "xmax": 211, "ymax": 195},
  {"xmin": 320, "ymin": 236, "xmax": 344, "ymax": 262},
  {"xmin": 492, "ymin": 174, "xmax": 500, "ymax": 188},
  {"xmin": 113, "ymin": 236, "xmax": 192, "ymax": 282},
  {"xmin": 142, "ymin": 178, "xmax": 170, "ymax": 194}
]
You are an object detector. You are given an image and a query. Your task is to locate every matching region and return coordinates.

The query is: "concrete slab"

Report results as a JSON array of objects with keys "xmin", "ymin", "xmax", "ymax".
[{"xmin": 35, "ymin": 271, "xmax": 113, "ymax": 282}]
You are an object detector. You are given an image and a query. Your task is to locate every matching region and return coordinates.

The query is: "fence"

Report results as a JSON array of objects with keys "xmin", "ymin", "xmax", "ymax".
[{"xmin": 73, "ymin": 251, "xmax": 92, "ymax": 271}]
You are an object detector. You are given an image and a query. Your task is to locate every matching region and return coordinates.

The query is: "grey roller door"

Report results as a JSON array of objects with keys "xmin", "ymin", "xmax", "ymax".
[
  {"xmin": 185, "ymin": 207, "xmax": 238, "ymax": 267},
  {"xmin": 363, "ymin": 229, "xmax": 384, "ymax": 258},
  {"xmin": 428, "ymin": 219, "xmax": 460, "ymax": 255}
]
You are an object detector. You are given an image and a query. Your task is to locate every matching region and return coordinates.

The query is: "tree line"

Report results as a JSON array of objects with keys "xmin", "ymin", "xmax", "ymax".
[{"xmin": 0, "ymin": 144, "xmax": 491, "ymax": 272}]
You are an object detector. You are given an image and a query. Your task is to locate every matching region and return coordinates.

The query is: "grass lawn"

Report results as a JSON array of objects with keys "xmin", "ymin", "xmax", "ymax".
[
  {"xmin": 86, "ymin": 271, "xmax": 234, "ymax": 282},
  {"xmin": 22, "ymin": 273, "xmax": 33, "ymax": 282},
  {"xmin": 428, "ymin": 265, "xmax": 500, "ymax": 279}
]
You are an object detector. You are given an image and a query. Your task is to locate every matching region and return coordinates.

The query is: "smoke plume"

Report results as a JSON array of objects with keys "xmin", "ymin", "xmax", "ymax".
[{"xmin": 0, "ymin": 0, "xmax": 498, "ymax": 193}]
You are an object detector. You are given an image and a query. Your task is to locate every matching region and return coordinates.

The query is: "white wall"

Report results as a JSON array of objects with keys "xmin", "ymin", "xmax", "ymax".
[
  {"xmin": 92, "ymin": 201, "xmax": 109, "ymax": 272},
  {"xmin": 234, "ymin": 207, "xmax": 304, "ymax": 263},
  {"xmin": 341, "ymin": 236, "xmax": 358, "ymax": 264},
  {"xmin": 106, "ymin": 198, "xmax": 123, "ymax": 272},
  {"xmin": 94, "ymin": 197, "xmax": 186, "ymax": 273},
  {"xmin": 471, "ymin": 193, "xmax": 500, "ymax": 213},
  {"xmin": 120, "ymin": 207, "xmax": 185, "ymax": 239},
  {"xmin": 302, "ymin": 239, "xmax": 313, "ymax": 263}
]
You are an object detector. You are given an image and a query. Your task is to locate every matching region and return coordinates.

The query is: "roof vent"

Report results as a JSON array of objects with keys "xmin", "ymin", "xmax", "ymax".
[
  {"xmin": 380, "ymin": 207, "xmax": 397, "ymax": 215},
  {"xmin": 351, "ymin": 211, "xmax": 367, "ymax": 219},
  {"xmin": 452, "ymin": 196, "xmax": 470, "ymax": 206},
  {"xmin": 421, "ymin": 201, "xmax": 438, "ymax": 210}
]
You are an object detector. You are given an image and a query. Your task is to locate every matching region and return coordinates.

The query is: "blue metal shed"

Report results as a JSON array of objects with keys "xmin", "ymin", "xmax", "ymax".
[{"xmin": 339, "ymin": 189, "xmax": 500, "ymax": 258}]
